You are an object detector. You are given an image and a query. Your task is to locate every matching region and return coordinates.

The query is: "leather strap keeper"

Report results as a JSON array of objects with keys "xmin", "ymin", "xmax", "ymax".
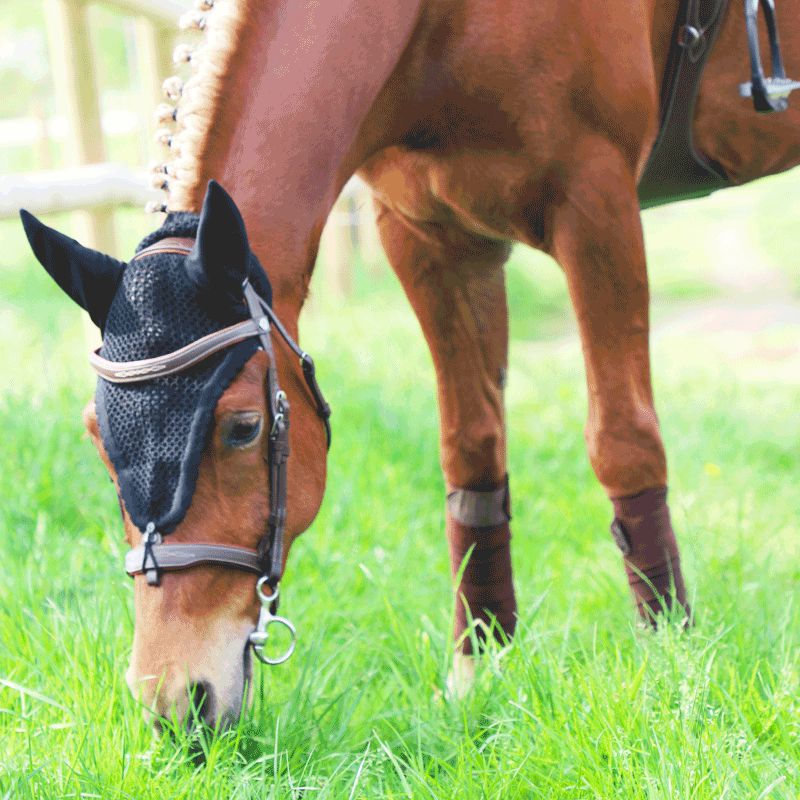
[
  {"xmin": 611, "ymin": 486, "xmax": 690, "ymax": 622},
  {"xmin": 447, "ymin": 477, "xmax": 511, "ymax": 528}
]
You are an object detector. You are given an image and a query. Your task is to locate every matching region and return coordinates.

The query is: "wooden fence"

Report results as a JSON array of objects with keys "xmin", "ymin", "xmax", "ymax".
[
  {"xmin": 37, "ymin": 0, "xmax": 180, "ymax": 255},
  {"xmin": 0, "ymin": 0, "xmax": 380, "ymax": 310}
]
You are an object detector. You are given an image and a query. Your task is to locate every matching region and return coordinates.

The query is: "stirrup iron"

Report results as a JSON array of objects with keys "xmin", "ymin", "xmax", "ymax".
[{"xmin": 739, "ymin": 0, "xmax": 800, "ymax": 112}]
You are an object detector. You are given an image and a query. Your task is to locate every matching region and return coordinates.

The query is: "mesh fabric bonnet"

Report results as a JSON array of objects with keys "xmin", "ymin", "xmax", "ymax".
[{"xmin": 96, "ymin": 213, "xmax": 273, "ymax": 534}]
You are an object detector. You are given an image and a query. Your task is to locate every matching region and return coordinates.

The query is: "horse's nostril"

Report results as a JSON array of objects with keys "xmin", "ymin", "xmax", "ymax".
[{"xmin": 188, "ymin": 681, "xmax": 213, "ymax": 723}]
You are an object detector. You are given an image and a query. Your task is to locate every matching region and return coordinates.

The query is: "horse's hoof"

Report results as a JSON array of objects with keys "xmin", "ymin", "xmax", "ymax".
[{"xmin": 445, "ymin": 652, "xmax": 476, "ymax": 700}]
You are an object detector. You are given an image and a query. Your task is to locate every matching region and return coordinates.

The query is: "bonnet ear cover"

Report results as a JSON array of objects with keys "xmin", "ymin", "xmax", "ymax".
[
  {"xmin": 19, "ymin": 210, "xmax": 125, "ymax": 329},
  {"xmin": 186, "ymin": 180, "xmax": 250, "ymax": 307},
  {"xmin": 94, "ymin": 181, "xmax": 269, "ymax": 534}
]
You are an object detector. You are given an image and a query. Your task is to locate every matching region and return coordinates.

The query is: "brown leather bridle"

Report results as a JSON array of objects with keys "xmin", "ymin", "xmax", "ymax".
[{"xmin": 91, "ymin": 238, "xmax": 331, "ymax": 664}]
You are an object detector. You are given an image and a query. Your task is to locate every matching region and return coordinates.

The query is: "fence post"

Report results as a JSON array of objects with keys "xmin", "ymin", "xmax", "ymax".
[
  {"xmin": 322, "ymin": 196, "xmax": 355, "ymax": 299},
  {"xmin": 134, "ymin": 16, "xmax": 175, "ymax": 139},
  {"xmin": 43, "ymin": 0, "xmax": 116, "ymax": 255},
  {"xmin": 43, "ymin": 0, "xmax": 116, "ymax": 346},
  {"xmin": 31, "ymin": 100, "xmax": 53, "ymax": 170}
]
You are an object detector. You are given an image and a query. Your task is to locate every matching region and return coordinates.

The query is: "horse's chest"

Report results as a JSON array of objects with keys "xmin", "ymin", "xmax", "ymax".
[{"xmin": 360, "ymin": 146, "xmax": 539, "ymax": 243}]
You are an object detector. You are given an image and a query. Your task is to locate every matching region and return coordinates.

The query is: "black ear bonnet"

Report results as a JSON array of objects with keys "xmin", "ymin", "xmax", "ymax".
[
  {"xmin": 19, "ymin": 209, "xmax": 125, "ymax": 329},
  {"xmin": 96, "ymin": 212, "xmax": 274, "ymax": 533}
]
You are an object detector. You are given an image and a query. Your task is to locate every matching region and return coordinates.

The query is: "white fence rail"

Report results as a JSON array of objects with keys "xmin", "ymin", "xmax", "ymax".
[{"xmin": 0, "ymin": 164, "xmax": 157, "ymax": 218}]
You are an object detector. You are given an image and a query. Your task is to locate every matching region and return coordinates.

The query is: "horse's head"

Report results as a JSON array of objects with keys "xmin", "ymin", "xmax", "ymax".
[{"xmin": 21, "ymin": 182, "xmax": 329, "ymax": 730}]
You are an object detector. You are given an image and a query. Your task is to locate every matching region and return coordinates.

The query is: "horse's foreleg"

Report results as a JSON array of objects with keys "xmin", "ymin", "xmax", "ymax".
[
  {"xmin": 547, "ymin": 139, "xmax": 690, "ymax": 623},
  {"xmin": 374, "ymin": 201, "xmax": 516, "ymax": 654}
]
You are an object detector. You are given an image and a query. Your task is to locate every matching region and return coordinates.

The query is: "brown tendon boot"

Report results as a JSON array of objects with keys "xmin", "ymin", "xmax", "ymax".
[
  {"xmin": 447, "ymin": 478, "xmax": 517, "ymax": 654},
  {"xmin": 610, "ymin": 486, "xmax": 691, "ymax": 625}
]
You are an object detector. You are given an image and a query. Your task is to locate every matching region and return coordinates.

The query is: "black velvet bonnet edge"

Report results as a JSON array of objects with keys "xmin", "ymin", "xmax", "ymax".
[{"xmin": 95, "ymin": 214, "xmax": 274, "ymax": 534}]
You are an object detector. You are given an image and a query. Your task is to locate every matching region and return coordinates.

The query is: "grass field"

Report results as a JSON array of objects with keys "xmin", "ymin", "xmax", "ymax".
[{"xmin": 0, "ymin": 172, "xmax": 799, "ymax": 798}]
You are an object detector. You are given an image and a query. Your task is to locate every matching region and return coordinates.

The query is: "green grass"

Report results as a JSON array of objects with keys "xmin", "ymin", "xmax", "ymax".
[{"xmin": 1, "ymin": 182, "xmax": 799, "ymax": 799}]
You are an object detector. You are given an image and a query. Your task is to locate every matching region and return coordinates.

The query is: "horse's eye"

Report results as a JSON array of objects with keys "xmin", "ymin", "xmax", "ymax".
[{"xmin": 222, "ymin": 414, "xmax": 263, "ymax": 448}]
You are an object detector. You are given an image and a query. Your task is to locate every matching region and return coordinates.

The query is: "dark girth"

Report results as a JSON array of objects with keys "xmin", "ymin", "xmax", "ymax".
[{"xmin": 638, "ymin": 0, "xmax": 732, "ymax": 209}]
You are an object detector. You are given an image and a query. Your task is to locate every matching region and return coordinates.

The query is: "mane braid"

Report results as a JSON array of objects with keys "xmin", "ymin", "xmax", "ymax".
[{"xmin": 149, "ymin": 0, "xmax": 256, "ymax": 213}]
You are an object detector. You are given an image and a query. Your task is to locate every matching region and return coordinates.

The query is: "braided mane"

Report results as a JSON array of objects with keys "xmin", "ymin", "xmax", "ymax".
[{"xmin": 151, "ymin": 0, "xmax": 253, "ymax": 212}]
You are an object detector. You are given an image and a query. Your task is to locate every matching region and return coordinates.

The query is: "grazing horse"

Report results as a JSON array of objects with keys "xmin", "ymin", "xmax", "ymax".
[{"xmin": 21, "ymin": 0, "xmax": 800, "ymax": 729}]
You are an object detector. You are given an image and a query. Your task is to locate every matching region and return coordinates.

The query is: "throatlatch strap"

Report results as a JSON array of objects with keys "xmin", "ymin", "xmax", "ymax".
[
  {"xmin": 243, "ymin": 281, "xmax": 289, "ymax": 597},
  {"xmin": 447, "ymin": 478, "xmax": 511, "ymax": 528}
]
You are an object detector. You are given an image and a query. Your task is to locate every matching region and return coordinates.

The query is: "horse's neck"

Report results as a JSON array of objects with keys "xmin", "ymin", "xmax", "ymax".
[{"xmin": 168, "ymin": 0, "xmax": 424, "ymax": 319}]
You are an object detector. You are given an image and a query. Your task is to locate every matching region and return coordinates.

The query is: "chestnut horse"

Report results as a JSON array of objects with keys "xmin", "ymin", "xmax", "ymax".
[{"xmin": 22, "ymin": 0, "xmax": 800, "ymax": 729}]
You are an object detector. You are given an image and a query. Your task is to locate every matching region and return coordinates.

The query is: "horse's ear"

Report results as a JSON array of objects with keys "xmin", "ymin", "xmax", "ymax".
[
  {"xmin": 185, "ymin": 180, "xmax": 250, "ymax": 303},
  {"xmin": 20, "ymin": 210, "xmax": 125, "ymax": 329}
]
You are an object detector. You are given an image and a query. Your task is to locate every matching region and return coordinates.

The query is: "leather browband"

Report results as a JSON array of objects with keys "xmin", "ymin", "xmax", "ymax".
[
  {"xmin": 90, "ymin": 237, "xmax": 269, "ymax": 384},
  {"xmin": 125, "ymin": 543, "xmax": 264, "ymax": 577},
  {"xmin": 89, "ymin": 318, "xmax": 263, "ymax": 383},
  {"xmin": 129, "ymin": 237, "xmax": 196, "ymax": 262}
]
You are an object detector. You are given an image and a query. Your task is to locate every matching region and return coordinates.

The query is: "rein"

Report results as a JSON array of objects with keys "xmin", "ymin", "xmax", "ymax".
[{"xmin": 91, "ymin": 238, "xmax": 331, "ymax": 665}]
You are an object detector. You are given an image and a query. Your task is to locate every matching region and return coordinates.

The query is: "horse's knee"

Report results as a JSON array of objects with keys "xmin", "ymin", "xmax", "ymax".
[
  {"xmin": 585, "ymin": 409, "xmax": 667, "ymax": 496},
  {"xmin": 441, "ymin": 419, "xmax": 505, "ymax": 489}
]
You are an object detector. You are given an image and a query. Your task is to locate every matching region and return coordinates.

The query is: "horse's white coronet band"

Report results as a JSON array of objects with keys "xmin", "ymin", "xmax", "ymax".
[{"xmin": 445, "ymin": 652, "xmax": 476, "ymax": 701}]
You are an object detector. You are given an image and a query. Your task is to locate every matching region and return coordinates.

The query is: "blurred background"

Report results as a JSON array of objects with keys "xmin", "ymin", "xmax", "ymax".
[
  {"xmin": 1, "ymin": 0, "xmax": 798, "ymax": 377},
  {"xmin": 0, "ymin": 0, "xmax": 383, "ymax": 340},
  {"xmin": 1, "ymin": 4, "xmax": 798, "ymax": 794},
  {"xmin": 2, "ymin": 0, "xmax": 798, "ymax": 616}
]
